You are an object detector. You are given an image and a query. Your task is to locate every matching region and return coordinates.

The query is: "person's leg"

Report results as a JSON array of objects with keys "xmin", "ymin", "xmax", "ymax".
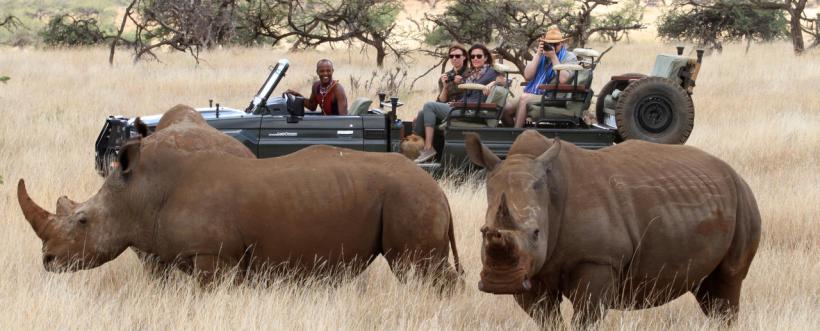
[
  {"xmin": 421, "ymin": 102, "xmax": 451, "ymax": 149},
  {"xmin": 424, "ymin": 127, "xmax": 435, "ymax": 150},
  {"xmin": 413, "ymin": 111, "xmax": 425, "ymax": 137},
  {"xmin": 501, "ymin": 96, "xmax": 518, "ymax": 127},
  {"xmin": 414, "ymin": 102, "xmax": 449, "ymax": 162},
  {"xmin": 515, "ymin": 93, "xmax": 539, "ymax": 128}
]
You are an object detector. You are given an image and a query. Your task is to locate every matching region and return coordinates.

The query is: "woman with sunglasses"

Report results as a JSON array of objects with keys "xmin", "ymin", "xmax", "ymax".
[
  {"xmin": 412, "ymin": 43, "xmax": 499, "ymax": 163},
  {"xmin": 502, "ymin": 26, "xmax": 579, "ymax": 128},
  {"xmin": 436, "ymin": 44, "xmax": 468, "ymax": 103}
]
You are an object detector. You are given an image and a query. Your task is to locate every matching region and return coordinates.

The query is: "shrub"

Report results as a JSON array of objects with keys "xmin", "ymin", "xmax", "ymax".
[{"xmin": 40, "ymin": 13, "xmax": 107, "ymax": 46}]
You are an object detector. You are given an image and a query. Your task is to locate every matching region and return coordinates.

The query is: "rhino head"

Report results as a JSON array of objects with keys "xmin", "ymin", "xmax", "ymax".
[
  {"xmin": 465, "ymin": 131, "xmax": 562, "ymax": 294},
  {"xmin": 17, "ymin": 142, "xmax": 146, "ymax": 272}
]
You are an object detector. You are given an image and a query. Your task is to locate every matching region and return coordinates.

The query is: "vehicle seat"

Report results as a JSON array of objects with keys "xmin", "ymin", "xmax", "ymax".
[
  {"xmin": 348, "ymin": 97, "xmax": 373, "ymax": 116},
  {"xmin": 445, "ymin": 63, "xmax": 515, "ymax": 129},
  {"xmin": 526, "ymin": 63, "xmax": 592, "ymax": 124}
]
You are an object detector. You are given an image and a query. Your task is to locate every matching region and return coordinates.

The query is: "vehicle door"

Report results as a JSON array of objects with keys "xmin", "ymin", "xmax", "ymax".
[{"xmin": 257, "ymin": 115, "xmax": 365, "ymax": 157}]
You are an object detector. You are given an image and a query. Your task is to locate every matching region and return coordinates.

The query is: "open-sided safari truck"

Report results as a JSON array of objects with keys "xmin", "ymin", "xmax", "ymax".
[
  {"xmin": 93, "ymin": 47, "xmax": 703, "ymax": 176},
  {"xmin": 430, "ymin": 46, "xmax": 704, "ymax": 169}
]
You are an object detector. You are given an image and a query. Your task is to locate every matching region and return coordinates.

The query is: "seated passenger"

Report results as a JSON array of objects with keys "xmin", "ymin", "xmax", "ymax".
[
  {"xmin": 412, "ymin": 43, "xmax": 499, "ymax": 163},
  {"xmin": 502, "ymin": 26, "xmax": 579, "ymax": 128},
  {"xmin": 287, "ymin": 59, "xmax": 348, "ymax": 115},
  {"xmin": 436, "ymin": 44, "xmax": 469, "ymax": 103}
]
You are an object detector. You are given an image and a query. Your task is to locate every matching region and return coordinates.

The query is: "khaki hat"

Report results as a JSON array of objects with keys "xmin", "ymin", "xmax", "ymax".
[{"xmin": 541, "ymin": 25, "xmax": 569, "ymax": 43}]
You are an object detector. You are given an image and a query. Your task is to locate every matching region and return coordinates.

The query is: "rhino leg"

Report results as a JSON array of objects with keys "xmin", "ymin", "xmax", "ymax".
[
  {"xmin": 131, "ymin": 248, "xmax": 171, "ymax": 280},
  {"xmin": 189, "ymin": 254, "xmax": 240, "ymax": 287},
  {"xmin": 565, "ymin": 262, "xmax": 617, "ymax": 327},
  {"xmin": 694, "ymin": 270, "xmax": 742, "ymax": 322},
  {"xmin": 513, "ymin": 281, "xmax": 562, "ymax": 327},
  {"xmin": 380, "ymin": 189, "xmax": 461, "ymax": 294}
]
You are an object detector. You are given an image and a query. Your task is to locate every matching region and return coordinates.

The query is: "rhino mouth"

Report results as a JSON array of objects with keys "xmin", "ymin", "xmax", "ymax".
[
  {"xmin": 478, "ymin": 256, "xmax": 533, "ymax": 294},
  {"xmin": 43, "ymin": 254, "xmax": 105, "ymax": 272}
]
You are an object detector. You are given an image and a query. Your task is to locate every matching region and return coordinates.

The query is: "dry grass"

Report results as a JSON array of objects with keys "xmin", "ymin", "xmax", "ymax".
[{"xmin": 0, "ymin": 41, "xmax": 818, "ymax": 330}]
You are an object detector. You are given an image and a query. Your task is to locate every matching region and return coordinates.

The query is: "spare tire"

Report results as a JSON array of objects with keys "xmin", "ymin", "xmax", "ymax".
[
  {"xmin": 595, "ymin": 73, "xmax": 646, "ymax": 126},
  {"xmin": 615, "ymin": 76, "xmax": 694, "ymax": 144}
]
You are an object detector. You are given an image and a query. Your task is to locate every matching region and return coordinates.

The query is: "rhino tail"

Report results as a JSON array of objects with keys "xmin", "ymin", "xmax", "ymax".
[{"xmin": 445, "ymin": 198, "xmax": 463, "ymax": 275}]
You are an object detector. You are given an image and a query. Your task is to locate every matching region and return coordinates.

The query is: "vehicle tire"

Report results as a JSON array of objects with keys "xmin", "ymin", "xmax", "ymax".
[
  {"xmin": 615, "ymin": 76, "xmax": 694, "ymax": 144},
  {"xmin": 595, "ymin": 73, "xmax": 646, "ymax": 126}
]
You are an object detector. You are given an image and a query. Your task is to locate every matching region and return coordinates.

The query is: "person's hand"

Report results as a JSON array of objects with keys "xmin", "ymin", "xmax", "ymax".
[
  {"xmin": 440, "ymin": 74, "xmax": 449, "ymax": 83},
  {"xmin": 286, "ymin": 89, "xmax": 302, "ymax": 97},
  {"xmin": 454, "ymin": 75, "xmax": 464, "ymax": 84},
  {"xmin": 544, "ymin": 46, "xmax": 556, "ymax": 59},
  {"xmin": 536, "ymin": 40, "xmax": 545, "ymax": 55},
  {"xmin": 483, "ymin": 81, "xmax": 497, "ymax": 96}
]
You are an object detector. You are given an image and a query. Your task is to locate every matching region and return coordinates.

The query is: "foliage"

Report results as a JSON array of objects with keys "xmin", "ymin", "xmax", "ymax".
[
  {"xmin": 41, "ymin": 13, "xmax": 109, "ymax": 46},
  {"xmin": 0, "ymin": 76, "xmax": 9, "ymax": 84},
  {"xmin": 231, "ymin": 0, "xmax": 407, "ymax": 67},
  {"xmin": 658, "ymin": 0, "xmax": 788, "ymax": 52},
  {"xmin": 0, "ymin": 0, "xmax": 123, "ymax": 45},
  {"xmin": 424, "ymin": 0, "xmax": 644, "ymax": 73}
]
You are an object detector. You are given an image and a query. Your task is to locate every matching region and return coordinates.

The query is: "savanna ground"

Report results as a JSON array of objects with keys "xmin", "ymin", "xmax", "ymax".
[{"xmin": 1, "ymin": 36, "xmax": 819, "ymax": 329}]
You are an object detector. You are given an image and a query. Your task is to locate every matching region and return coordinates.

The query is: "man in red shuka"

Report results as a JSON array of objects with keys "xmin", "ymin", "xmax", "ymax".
[{"xmin": 287, "ymin": 59, "xmax": 348, "ymax": 115}]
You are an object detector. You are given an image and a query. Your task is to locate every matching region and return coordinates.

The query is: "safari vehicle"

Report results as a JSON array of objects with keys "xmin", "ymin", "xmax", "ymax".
[
  {"xmin": 95, "ymin": 59, "xmax": 409, "ymax": 176},
  {"xmin": 94, "ymin": 48, "xmax": 703, "ymax": 175},
  {"xmin": 436, "ymin": 46, "xmax": 704, "ymax": 166}
]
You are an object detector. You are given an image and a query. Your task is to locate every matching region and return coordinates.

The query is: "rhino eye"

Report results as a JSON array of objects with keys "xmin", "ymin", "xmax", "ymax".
[
  {"xmin": 78, "ymin": 218, "xmax": 88, "ymax": 225},
  {"xmin": 532, "ymin": 229, "xmax": 540, "ymax": 241}
]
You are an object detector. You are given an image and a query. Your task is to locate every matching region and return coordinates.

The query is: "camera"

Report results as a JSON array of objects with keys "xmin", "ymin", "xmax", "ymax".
[
  {"xmin": 446, "ymin": 71, "xmax": 456, "ymax": 82},
  {"xmin": 542, "ymin": 43, "xmax": 555, "ymax": 52}
]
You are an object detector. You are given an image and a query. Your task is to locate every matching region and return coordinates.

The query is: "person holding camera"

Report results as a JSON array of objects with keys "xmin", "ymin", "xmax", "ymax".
[
  {"xmin": 436, "ymin": 44, "xmax": 469, "ymax": 103},
  {"xmin": 502, "ymin": 26, "xmax": 579, "ymax": 128},
  {"xmin": 411, "ymin": 44, "xmax": 499, "ymax": 163}
]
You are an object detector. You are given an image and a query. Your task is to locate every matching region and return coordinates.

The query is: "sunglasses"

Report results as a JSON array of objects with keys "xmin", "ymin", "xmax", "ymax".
[
  {"xmin": 448, "ymin": 54, "xmax": 463, "ymax": 59},
  {"xmin": 470, "ymin": 54, "xmax": 484, "ymax": 59}
]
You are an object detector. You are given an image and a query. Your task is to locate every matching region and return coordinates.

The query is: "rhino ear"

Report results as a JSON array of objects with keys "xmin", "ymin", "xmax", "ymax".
[
  {"xmin": 465, "ymin": 132, "xmax": 501, "ymax": 171},
  {"xmin": 118, "ymin": 141, "xmax": 141, "ymax": 176},
  {"xmin": 134, "ymin": 117, "xmax": 150, "ymax": 138},
  {"xmin": 535, "ymin": 138, "xmax": 561, "ymax": 170}
]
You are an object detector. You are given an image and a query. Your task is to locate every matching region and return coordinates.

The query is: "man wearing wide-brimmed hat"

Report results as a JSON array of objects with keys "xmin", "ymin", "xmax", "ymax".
[{"xmin": 502, "ymin": 25, "xmax": 579, "ymax": 128}]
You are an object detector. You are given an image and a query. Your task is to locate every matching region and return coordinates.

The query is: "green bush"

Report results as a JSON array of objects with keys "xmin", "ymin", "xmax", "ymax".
[
  {"xmin": 40, "ymin": 13, "xmax": 107, "ymax": 46},
  {"xmin": 658, "ymin": 0, "xmax": 788, "ymax": 52}
]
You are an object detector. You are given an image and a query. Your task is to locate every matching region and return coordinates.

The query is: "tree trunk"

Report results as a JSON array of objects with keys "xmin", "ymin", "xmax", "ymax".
[
  {"xmin": 788, "ymin": 0, "xmax": 807, "ymax": 54},
  {"xmin": 375, "ymin": 43, "xmax": 386, "ymax": 68}
]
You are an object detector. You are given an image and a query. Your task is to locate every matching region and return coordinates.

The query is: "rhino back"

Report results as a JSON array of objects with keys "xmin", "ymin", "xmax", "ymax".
[
  {"xmin": 148, "ymin": 146, "xmax": 446, "ymax": 271},
  {"xmin": 548, "ymin": 141, "xmax": 750, "ymax": 295}
]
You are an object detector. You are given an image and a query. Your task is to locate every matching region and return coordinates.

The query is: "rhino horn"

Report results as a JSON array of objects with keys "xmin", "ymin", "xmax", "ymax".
[
  {"xmin": 56, "ymin": 196, "xmax": 79, "ymax": 216},
  {"xmin": 17, "ymin": 179, "xmax": 53, "ymax": 240}
]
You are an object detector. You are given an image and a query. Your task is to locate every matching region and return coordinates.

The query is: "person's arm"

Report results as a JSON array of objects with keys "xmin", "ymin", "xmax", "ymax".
[
  {"xmin": 303, "ymin": 85, "xmax": 318, "ymax": 111},
  {"xmin": 335, "ymin": 84, "xmax": 348, "ymax": 115},
  {"xmin": 523, "ymin": 41, "xmax": 546, "ymax": 81},
  {"xmin": 555, "ymin": 51, "xmax": 578, "ymax": 84},
  {"xmin": 437, "ymin": 75, "xmax": 450, "ymax": 102}
]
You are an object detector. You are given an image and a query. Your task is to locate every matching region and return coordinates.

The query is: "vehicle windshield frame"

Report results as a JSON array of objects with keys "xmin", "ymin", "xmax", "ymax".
[{"xmin": 246, "ymin": 59, "xmax": 290, "ymax": 114}]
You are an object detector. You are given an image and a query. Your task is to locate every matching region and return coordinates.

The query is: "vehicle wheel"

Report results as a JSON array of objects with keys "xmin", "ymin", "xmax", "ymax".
[
  {"xmin": 595, "ymin": 73, "xmax": 646, "ymax": 126},
  {"xmin": 615, "ymin": 76, "xmax": 694, "ymax": 144}
]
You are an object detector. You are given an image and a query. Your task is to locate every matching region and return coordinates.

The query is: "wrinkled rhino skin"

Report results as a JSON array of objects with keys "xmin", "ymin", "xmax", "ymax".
[
  {"xmin": 18, "ymin": 105, "xmax": 461, "ymax": 289},
  {"xmin": 466, "ymin": 130, "xmax": 760, "ymax": 325}
]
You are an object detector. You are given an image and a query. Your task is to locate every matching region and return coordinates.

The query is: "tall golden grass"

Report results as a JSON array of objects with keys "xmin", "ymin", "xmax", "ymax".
[{"xmin": 0, "ymin": 41, "xmax": 818, "ymax": 330}]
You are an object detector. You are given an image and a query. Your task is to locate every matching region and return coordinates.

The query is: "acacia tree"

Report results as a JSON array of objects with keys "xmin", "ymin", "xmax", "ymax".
[
  {"xmin": 237, "ymin": 0, "xmax": 407, "ymax": 67},
  {"xmin": 751, "ymin": 0, "xmax": 817, "ymax": 54},
  {"xmin": 658, "ymin": 0, "xmax": 789, "ymax": 53},
  {"xmin": 110, "ymin": 0, "xmax": 238, "ymax": 64},
  {"xmin": 424, "ymin": 0, "xmax": 643, "ymax": 73}
]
